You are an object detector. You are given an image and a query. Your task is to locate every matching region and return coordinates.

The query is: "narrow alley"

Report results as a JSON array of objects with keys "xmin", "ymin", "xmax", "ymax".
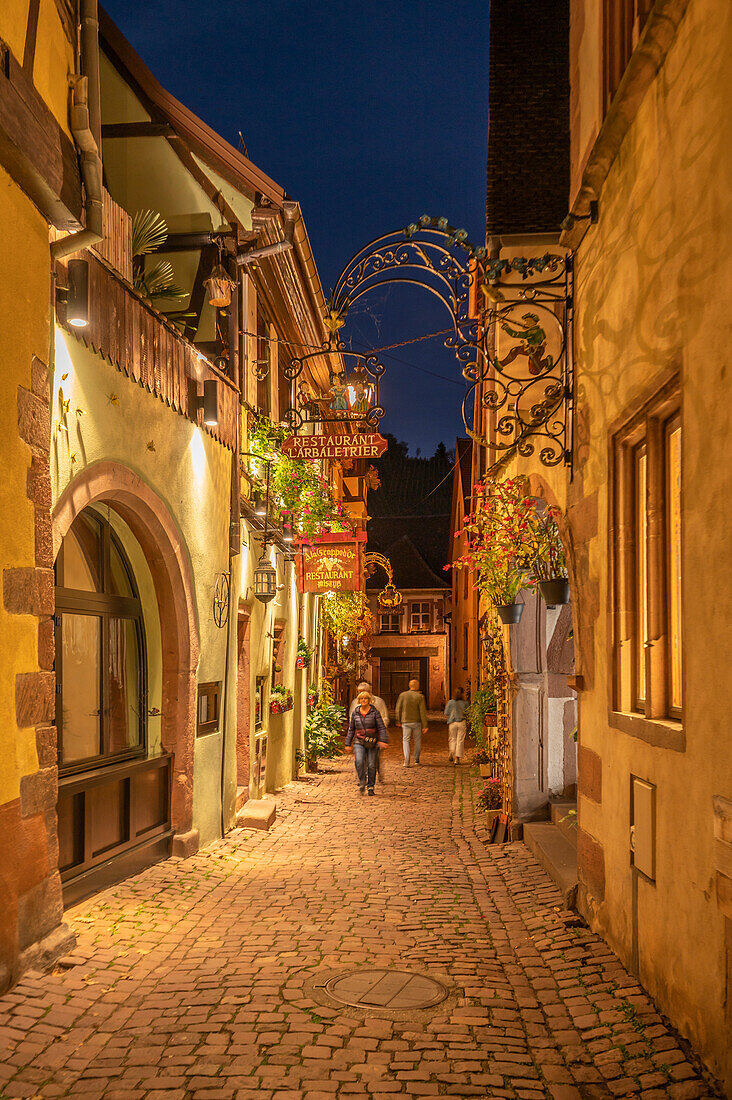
[{"xmin": 0, "ymin": 729, "xmax": 716, "ymax": 1100}]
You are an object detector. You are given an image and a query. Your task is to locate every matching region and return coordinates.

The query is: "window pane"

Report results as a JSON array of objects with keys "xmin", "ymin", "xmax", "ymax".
[
  {"xmin": 61, "ymin": 513, "xmax": 102, "ymax": 592},
  {"xmin": 667, "ymin": 422, "xmax": 682, "ymax": 710},
  {"xmin": 61, "ymin": 614, "xmax": 101, "ymax": 763},
  {"xmin": 636, "ymin": 446, "xmax": 648, "ymax": 707},
  {"xmin": 109, "ymin": 538, "xmax": 134, "ymax": 597},
  {"xmin": 106, "ymin": 618, "xmax": 142, "ymax": 754}
]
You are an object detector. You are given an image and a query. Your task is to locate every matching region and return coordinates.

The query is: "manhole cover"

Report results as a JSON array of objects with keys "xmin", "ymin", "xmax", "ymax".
[{"xmin": 324, "ymin": 968, "xmax": 448, "ymax": 1010}]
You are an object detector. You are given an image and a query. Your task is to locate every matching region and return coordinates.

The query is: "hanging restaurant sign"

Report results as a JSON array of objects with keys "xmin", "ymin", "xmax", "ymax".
[
  {"xmin": 298, "ymin": 536, "xmax": 363, "ymax": 593},
  {"xmin": 282, "ymin": 432, "xmax": 387, "ymax": 461}
]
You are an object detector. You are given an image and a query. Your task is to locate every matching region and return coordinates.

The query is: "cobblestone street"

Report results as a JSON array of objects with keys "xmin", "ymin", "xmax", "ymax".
[{"xmin": 0, "ymin": 728, "xmax": 720, "ymax": 1100}]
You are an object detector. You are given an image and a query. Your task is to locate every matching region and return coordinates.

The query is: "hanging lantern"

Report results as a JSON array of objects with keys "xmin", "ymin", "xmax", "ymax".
[
  {"xmin": 253, "ymin": 554, "xmax": 277, "ymax": 603},
  {"xmin": 205, "ymin": 263, "xmax": 235, "ymax": 308}
]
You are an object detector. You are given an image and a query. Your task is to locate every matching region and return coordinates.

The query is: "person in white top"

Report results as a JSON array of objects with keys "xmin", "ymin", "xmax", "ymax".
[
  {"xmin": 349, "ymin": 682, "xmax": 389, "ymax": 727},
  {"xmin": 443, "ymin": 687, "xmax": 468, "ymax": 765}
]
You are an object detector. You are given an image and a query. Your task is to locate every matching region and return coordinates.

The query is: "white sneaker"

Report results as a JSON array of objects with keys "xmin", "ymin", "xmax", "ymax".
[{"xmin": 402, "ymin": 762, "xmax": 410, "ymax": 768}]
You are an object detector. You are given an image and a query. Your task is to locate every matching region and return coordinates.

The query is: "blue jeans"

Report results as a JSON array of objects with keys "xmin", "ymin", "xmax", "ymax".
[
  {"xmin": 354, "ymin": 743, "xmax": 379, "ymax": 789},
  {"xmin": 402, "ymin": 722, "xmax": 422, "ymax": 764}
]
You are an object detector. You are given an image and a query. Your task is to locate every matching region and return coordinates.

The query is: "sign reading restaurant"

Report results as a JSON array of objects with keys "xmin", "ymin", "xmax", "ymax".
[
  {"xmin": 298, "ymin": 535, "xmax": 364, "ymax": 593},
  {"xmin": 282, "ymin": 432, "xmax": 388, "ymax": 460}
]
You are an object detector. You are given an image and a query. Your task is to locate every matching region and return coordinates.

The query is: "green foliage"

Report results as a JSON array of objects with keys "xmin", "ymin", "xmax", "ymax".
[
  {"xmin": 320, "ymin": 591, "xmax": 372, "ymax": 644},
  {"xmin": 297, "ymin": 638, "xmax": 313, "ymax": 660},
  {"xmin": 304, "ymin": 694, "xmax": 345, "ymax": 761},
  {"xmin": 132, "ymin": 209, "xmax": 169, "ymax": 256},
  {"xmin": 466, "ymin": 685, "xmax": 496, "ymax": 746},
  {"xmin": 246, "ymin": 410, "xmax": 351, "ymax": 540},
  {"xmin": 131, "ymin": 210, "xmax": 186, "ymax": 303},
  {"xmin": 452, "ymin": 475, "xmax": 568, "ymax": 604}
]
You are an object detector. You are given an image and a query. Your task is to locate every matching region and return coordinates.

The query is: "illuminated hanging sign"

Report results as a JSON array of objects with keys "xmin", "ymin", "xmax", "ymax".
[
  {"xmin": 298, "ymin": 537, "xmax": 363, "ymax": 593},
  {"xmin": 282, "ymin": 433, "xmax": 388, "ymax": 461}
]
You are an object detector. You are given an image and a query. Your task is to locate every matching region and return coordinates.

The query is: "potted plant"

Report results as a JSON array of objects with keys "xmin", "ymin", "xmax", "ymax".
[
  {"xmin": 473, "ymin": 747, "xmax": 496, "ymax": 778},
  {"xmin": 270, "ymin": 686, "xmax": 293, "ymax": 714},
  {"xmin": 451, "ymin": 477, "xmax": 534, "ymax": 625},
  {"xmin": 476, "ymin": 777, "xmax": 503, "ymax": 828},
  {"xmin": 523, "ymin": 502, "xmax": 570, "ymax": 606},
  {"xmin": 306, "ymin": 686, "xmax": 319, "ymax": 709},
  {"xmin": 466, "ymin": 685, "xmax": 497, "ymax": 776},
  {"xmin": 304, "ymin": 686, "xmax": 345, "ymax": 771},
  {"xmin": 296, "ymin": 638, "xmax": 313, "ymax": 669}
]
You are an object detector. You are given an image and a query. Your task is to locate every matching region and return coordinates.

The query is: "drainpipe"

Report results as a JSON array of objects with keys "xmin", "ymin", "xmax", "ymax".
[
  {"xmin": 236, "ymin": 201, "xmax": 298, "ymax": 266},
  {"xmin": 51, "ymin": 0, "xmax": 103, "ymax": 260}
]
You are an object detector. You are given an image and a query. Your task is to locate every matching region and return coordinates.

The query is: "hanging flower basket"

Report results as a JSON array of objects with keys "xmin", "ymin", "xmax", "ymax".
[
  {"xmin": 270, "ymin": 688, "xmax": 293, "ymax": 714},
  {"xmin": 496, "ymin": 602, "xmax": 524, "ymax": 625},
  {"xmin": 307, "ymin": 689, "xmax": 319, "ymax": 708},
  {"xmin": 296, "ymin": 639, "xmax": 313, "ymax": 670},
  {"xmin": 538, "ymin": 578, "xmax": 570, "ymax": 606}
]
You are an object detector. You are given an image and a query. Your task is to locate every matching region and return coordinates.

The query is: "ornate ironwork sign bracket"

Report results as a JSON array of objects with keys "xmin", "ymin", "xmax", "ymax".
[
  {"xmin": 463, "ymin": 253, "xmax": 574, "ymax": 475},
  {"xmin": 363, "ymin": 552, "xmax": 402, "ymax": 609},
  {"xmin": 280, "ymin": 214, "xmax": 574, "ymax": 474}
]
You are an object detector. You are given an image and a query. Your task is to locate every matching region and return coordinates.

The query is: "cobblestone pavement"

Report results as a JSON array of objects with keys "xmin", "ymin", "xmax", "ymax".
[{"xmin": 0, "ymin": 726, "xmax": 721, "ymax": 1100}]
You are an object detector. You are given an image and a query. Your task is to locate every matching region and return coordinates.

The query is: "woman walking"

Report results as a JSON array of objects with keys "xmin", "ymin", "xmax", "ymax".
[{"xmin": 345, "ymin": 689, "xmax": 388, "ymax": 796}]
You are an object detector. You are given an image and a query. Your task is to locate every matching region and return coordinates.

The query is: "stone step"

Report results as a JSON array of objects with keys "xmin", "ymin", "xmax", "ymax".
[
  {"xmin": 236, "ymin": 797, "xmax": 276, "ymax": 831},
  {"xmin": 235, "ymin": 786, "xmax": 248, "ymax": 812},
  {"xmin": 523, "ymin": 822, "xmax": 578, "ymax": 909},
  {"xmin": 550, "ymin": 799, "xmax": 578, "ymax": 847}
]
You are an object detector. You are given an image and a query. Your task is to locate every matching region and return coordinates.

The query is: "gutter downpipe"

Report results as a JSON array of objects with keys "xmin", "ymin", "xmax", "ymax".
[
  {"xmin": 236, "ymin": 201, "xmax": 298, "ymax": 266},
  {"xmin": 50, "ymin": 0, "xmax": 103, "ymax": 261}
]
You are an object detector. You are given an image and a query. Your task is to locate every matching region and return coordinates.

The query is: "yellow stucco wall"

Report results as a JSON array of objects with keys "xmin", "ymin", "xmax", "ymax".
[
  {"xmin": 0, "ymin": 165, "xmax": 49, "ymax": 806},
  {"xmin": 52, "ymin": 328, "xmax": 233, "ymax": 846},
  {"xmin": 503, "ymin": 0, "xmax": 732, "ymax": 1081},
  {"xmin": 0, "ymin": 1, "xmax": 31, "ymax": 66},
  {"xmin": 32, "ymin": 0, "xmax": 74, "ymax": 139}
]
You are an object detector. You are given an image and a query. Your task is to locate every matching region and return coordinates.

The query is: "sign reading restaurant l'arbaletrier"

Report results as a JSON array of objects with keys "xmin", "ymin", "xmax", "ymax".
[
  {"xmin": 282, "ymin": 433, "xmax": 387, "ymax": 460},
  {"xmin": 299, "ymin": 538, "xmax": 362, "ymax": 593}
]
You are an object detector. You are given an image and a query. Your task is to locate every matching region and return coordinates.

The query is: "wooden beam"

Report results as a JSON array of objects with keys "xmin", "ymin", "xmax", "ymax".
[
  {"xmin": 0, "ymin": 46, "xmax": 82, "ymax": 228},
  {"xmin": 165, "ymin": 134, "xmax": 244, "ymax": 243},
  {"xmin": 23, "ymin": 0, "xmax": 41, "ymax": 73},
  {"xmin": 101, "ymin": 121, "xmax": 175, "ymax": 138},
  {"xmin": 182, "ymin": 244, "xmax": 214, "ymax": 343}
]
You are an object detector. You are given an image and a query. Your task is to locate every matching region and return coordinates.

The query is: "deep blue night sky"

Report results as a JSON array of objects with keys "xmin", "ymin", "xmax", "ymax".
[{"xmin": 103, "ymin": 1, "xmax": 489, "ymax": 455}]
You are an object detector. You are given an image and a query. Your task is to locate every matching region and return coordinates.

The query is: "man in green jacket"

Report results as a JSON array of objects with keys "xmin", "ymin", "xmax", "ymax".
[{"xmin": 395, "ymin": 679, "xmax": 428, "ymax": 766}]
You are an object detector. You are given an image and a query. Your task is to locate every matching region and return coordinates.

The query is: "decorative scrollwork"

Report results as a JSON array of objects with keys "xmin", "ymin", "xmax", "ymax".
[
  {"xmin": 283, "ymin": 344, "xmax": 386, "ymax": 433},
  {"xmin": 213, "ymin": 571, "xmax": 230, "ymax": 629},
  {"xmin": 282, "ymin": 217, "xmax": 573, "ymax": 474},
  {"xmin": 363, "ymin": 553, "xmax": 403, "ymax": 608},
  {"xmin": 462, "ymin": 254, "xmax": 573, "ymax": 474}
]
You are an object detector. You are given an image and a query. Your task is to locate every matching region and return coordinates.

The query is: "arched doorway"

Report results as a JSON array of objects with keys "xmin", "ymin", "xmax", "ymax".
[{"xmin": 53, "ymin": 462, "xmax": 200, "ymax": 902}]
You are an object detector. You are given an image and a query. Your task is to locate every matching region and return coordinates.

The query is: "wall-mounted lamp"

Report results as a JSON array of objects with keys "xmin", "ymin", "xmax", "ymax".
[
  {"xmin": 253, "ymin": 554, "xmax": 277, "ymax": 603},
  {"xmin": 57, "ymin": 258, "xmax": 89, "ymax": 328},
  {"xmin": 192, "ymin": 379, "xmax": 219, "ymax": 426}
]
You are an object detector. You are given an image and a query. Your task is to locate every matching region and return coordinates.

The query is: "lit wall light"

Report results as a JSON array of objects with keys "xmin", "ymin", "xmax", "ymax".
[
  {"xmin": 193, "ymin": 379, "xmax": 218, "ymax": 426},
  {"xmin": 57, "ymin": 258, "xmax": 89, "ymax": 328}
]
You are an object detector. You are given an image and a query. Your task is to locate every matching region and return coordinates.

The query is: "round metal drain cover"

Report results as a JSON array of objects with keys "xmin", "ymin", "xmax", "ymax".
[{"xmin": 324, "ymin": 968, "xmax": 448, "ymax": 1010}]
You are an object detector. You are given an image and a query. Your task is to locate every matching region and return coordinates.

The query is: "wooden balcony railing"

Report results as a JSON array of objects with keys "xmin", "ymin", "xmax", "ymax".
[{"xmin": 62, "ymin": 252, "xmax": 238, "ymax": 450}]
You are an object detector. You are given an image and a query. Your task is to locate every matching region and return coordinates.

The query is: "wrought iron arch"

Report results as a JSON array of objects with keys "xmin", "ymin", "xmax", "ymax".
[{"xmin": 282, "ymin": 216, "xmax": 573, "ymax": 472}]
